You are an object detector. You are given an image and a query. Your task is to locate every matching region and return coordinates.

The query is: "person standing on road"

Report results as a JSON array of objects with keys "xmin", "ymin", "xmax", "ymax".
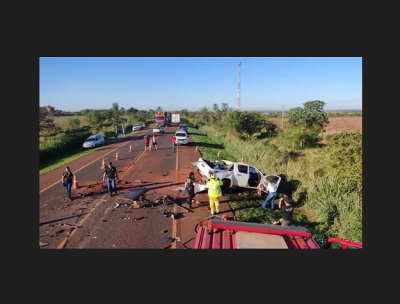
[
  {"xmin": 144, "ymin": 135, "xmax": 149, "ymax": 151},
  {"xmin": 171, "ymin": 135, "xmax": 176, "ymax": 150},
  {"xmin": 184, "ymin": 172, "xmax": 196, "ymax": 209},
  {"xmin": 61, "ymin": 166, "xmax": 74, "ymax": 201},
  {"xmin": 152, "ymin": 134, "xmax": 158, "ymax": 150},
  {"xmin": 206, "ymin": 174, "xmax": 223, "ymax": 215},
  {"xmin": 261, "ymin": 181, "xmax": 278, "ymax": 210},
  {"xmin": 273, "ymin": 195, "xmax": 294, "ymax": 226},
  {"xmin": 103, "ymin": 162, "xmax": 119, "ymax": 196}
]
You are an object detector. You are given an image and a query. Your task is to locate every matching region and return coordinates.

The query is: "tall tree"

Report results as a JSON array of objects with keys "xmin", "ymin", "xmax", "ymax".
[
  {"xmin": 199, "ymin": 106, "xmax": 211, "ymax": 124},
  {"xmin": 39, "ymin": 107, "xmax": 56, "ymax": 135},
  {"xmin": 112, "ymin": 103, "xmax": 121, "ymax": 125},
  {"xmin": 85, "ymin": 110, "xmax": 103, "ymax": 132},
  {"xmin": 287, "ymin": 100, "xmax": 329, "ymax": 131},
  {"xmin": 180, "ymin": 109, "xmax": 189, "ymax": 117},
  {"xmin": 226, "ymin": 111, "xmax": 267, "ymax": 138},
  {"xmin": 156, "ymin": 106, "xmax": 163, "ymax": 114},
  {"xmin": 221, "ymin": 103, "xmax": 229, "ymax": 117}
]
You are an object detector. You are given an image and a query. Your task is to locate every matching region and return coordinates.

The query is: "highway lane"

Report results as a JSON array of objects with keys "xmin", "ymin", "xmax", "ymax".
[
  {"xmin": 39, "ymin": 125, "xmax": 180, "ymax": 249},
  {"xmin": 40, "ymin": 128, "xmax": 153, "ymax": 192}
]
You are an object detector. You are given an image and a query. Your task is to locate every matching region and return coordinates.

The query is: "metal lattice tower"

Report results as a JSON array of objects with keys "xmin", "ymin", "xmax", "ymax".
[{"xmin": 237, "ymin": 60, "xmax": 241, "ymax": 110}]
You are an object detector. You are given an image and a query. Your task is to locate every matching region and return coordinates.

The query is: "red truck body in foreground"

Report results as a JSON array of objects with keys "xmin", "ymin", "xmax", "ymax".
[{"xmin": 194, "ymin": 219, "xmax": 362, "ymax": 249}]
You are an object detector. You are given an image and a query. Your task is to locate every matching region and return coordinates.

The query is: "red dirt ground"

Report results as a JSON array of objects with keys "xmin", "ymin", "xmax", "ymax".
[{"xmin": 268, "ymin": 117, "xmax": 362, "ymax": 133}]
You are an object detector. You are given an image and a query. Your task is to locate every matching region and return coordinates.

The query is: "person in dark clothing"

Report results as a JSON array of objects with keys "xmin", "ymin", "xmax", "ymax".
[
  {"xmin": 61, "ymin": 166, "xmax": 74, "ymax": 200},
  {"xmin": 103, "ymin": 162, "xmax": 119, "ymax": 196},
  {"xmin": 273, "ymin": 195, "xmax": 294, "ymax": 226},
  {"xmin": 184, "ymin": 172, "xmax": 196, "ymax": 209}
]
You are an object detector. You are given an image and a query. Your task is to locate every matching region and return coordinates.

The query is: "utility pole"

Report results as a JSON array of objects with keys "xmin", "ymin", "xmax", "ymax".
[
  {"xmin": 237, "ymin": 60, "xmax": 241, "ymax": 110},
  {"xmin": 281, "ymin": 105, "xmax": 285, "ymax": 129}
]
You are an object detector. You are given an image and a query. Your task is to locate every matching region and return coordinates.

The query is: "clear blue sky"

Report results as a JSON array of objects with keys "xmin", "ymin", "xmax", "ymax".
[{"xmin": 39, "ymin": 57, "xmax": 362, "ymax": 112}]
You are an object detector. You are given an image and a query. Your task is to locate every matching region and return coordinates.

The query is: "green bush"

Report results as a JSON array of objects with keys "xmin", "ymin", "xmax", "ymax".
[
  {"xmin": 39, "ymin": 130, "xmax": 92, "ymax": 162},
  {"xmin": 189, "ymin": 123, "xmax": 362, "ymax": 243},
  {"xmin": 273, "ymin": 127, "xmax": 319, "ymax": 150},
  {"xmin": 324, "ymin": 131, "xmax": 362, "ymax": 191},
  {"xmin": 101, "ymin": 129, "xmax": 115, "ymax": 138}
]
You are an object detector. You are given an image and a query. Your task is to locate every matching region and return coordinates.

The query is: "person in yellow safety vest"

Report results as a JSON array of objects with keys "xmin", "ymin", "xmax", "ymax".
[{"xmin": 206, "ymin": 174, "xmax": 223, "ymax": 215}]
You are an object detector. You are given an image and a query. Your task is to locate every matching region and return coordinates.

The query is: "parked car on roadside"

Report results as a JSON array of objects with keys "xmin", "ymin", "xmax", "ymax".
[
  {"xmin": 83, "ymin": 134, "xmax": 105, "ymax": 148},
  {"xmin": 132, "ymin": 124, "xmax": 143, "ymax": 131},
  {"xmin": 175, "ymin": 130, "xmax": 188, "ymax": 145},
  {"xmin": 178, "ymin": 123, "xmax": 188, "ymax": 133}
]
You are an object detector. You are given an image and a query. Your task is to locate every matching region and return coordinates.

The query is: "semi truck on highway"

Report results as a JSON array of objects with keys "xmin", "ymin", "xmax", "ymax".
[
  {"xmin": 156, "ymin": 114, "xmax": 165, "ymax": 126},
  {"xmin": 171, "ymin": 114, "xmax": 180, "ymax": 125}
]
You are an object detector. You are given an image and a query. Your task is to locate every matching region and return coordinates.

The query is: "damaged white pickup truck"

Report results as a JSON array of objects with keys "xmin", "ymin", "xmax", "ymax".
[{"xmin": 192, "ymin": 158, "xmax": 281, "ymax": 193}]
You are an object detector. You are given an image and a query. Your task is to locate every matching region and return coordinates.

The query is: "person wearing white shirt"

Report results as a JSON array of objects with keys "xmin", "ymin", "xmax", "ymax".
[{"xmin": 261, "ymin": 182, "xmax": 278, "ymax": 209}]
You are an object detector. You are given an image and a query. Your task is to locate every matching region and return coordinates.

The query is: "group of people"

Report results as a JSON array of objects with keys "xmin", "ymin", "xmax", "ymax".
[
  {"xmin": 61, "ymin": 161, "xmax": 119, "ymax": 200},
  {"xmin": 143, "ymin": 134, "xmax": 178, "ymax": 151},
  {"xmin": 61, "ymin": 130, "xmax": 293, "ymax": 226},
  {"xmin": 144, "ymin": 135, "xmax": 158, "ymax": 151},
  {"xmin": 181, "ymin": 169, "xmax": 294, "ymax": 225},
  {"xmin": 182, "ymin": 171, "xmax": 223, "ymax": 215}
]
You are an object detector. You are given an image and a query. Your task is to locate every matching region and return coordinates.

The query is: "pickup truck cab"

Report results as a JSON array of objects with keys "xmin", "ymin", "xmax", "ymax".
[{"xmin": 193, "ymin": 158, "xmax": 281, "ymax": 193}]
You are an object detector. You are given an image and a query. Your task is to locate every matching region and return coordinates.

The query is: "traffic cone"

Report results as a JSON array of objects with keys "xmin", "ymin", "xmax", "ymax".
[
  {"xmin": 217, "ymin": 151, "xmax": 220, "ymax": 158},
  {"xmin": 195, "ymin": 146, "xmax": 198, "ymax": 152},
  {"xmin": 149, "ymin": 140, "xmax": 152, "ymax": 151},
  {"xmin": 101, "ymin": 158, "xmax": 106, "ymax": 169},
  {"xmin": 129, "ymin": 145, "xmax": 132, "ymax": 152},
  {"xmin": 115, "ymin": 152, "xmax": 120, "ymax": 161},
  {"xmin": 240, "ymin": 157, "xmax": 244, "ymax": 162},
  {"xmin": 72, "ymin": 175, "xmax": 79, "ymax": 189}
]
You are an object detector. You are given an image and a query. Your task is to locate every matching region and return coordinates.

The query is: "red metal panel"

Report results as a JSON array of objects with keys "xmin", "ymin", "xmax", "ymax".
[
  {"xmin": 201, "ymin": 229, "xmax": 213, "ymax": 249},
  {"xmin": 194, "ymin": 227, "xmax": 205, "ymax": 249},
  {"xmin": 212, "ymin": 230, "xmax": 222, "ymax": 249},
  {"xmin": 294, "ymin": 236, "xmax": 310, "ymax": 249},
  {"xmin": 305, "ymin": 237, "xmax": 320, "ymax": 249},
  {"xmin": 283, "ymin": 236, "xmax": 300, "ymax": 249},
  {"xmin": 222, "ymin": 231, "xmax": 234, "ymax": 249},
  {"xmin": 209, "ymin": 219, "xmax": 311, "ymax": 237},
  {"xmin": 231, "ymin": 233, "xmax": 237, "ymax": 249},
  {"xmin": 327, "ymin": 237, "xmax": 362, "ymax": 249}
]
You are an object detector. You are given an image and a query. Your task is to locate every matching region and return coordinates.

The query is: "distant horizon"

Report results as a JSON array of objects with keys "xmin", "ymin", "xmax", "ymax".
[{"xmin": 40, "ymin": 57, "xmax": 362, "ymax": 112}]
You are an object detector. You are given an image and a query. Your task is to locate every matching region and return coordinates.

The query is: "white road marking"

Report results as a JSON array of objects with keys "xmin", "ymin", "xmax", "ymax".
[{"xmin": 39, "ymin": 129, "xmax": 152, "ymax": 194}]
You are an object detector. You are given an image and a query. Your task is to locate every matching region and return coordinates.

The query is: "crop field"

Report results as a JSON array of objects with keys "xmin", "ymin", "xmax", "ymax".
[
  {"xmin": 53, "ymin": 116, "xmax": 87, "ymax": 129},
  {"xmin": 268, "ymin": 117, "xmax": 362, "ymax": 133}
]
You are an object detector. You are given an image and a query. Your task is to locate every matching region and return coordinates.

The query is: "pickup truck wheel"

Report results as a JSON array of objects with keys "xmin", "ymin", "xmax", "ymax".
[{"xmin": 222, "ymin": 179, "xmax": 231, "ymax": 194}]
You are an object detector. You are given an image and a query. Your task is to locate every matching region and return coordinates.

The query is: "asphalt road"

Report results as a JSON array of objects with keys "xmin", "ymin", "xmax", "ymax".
[{"xmin": 39, "ymin": 125, "xmax": 182, "ymax": 249}]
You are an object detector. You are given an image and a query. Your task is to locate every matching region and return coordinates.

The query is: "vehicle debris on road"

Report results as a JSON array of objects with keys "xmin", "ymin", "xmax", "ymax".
[{"xmin": 161, "ymin": 230, "xmax": 168, "ymax": 233}]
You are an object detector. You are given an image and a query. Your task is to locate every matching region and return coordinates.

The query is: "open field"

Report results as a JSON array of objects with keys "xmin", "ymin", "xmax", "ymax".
[
  {"xmin": 268, "ymin": 117, "xmax": 362, "ymax": 133},
  {"xmin": 53, "ymin": 116, "xmax": 87, "ymax": 128}
]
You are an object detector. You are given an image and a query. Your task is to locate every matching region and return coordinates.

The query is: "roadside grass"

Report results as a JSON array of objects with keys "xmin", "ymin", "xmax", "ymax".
[
  {"xmin": 186, "ymin": 121, "xmax": 362, "ymax": 244},
  {"xmin": 187, "ymin": 123, "xmax": 236, "ymax": 161},
  {"xmin": 39, "ymin": 147, "xmax": 104, "ymax": 174}
]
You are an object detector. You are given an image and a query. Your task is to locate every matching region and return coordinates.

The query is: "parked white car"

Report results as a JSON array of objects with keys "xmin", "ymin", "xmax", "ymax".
[
  {"xmin": 175, "ymin": 130, "xmax": 188, "ymax": 145},
  {"xmin": 132, "ymin": 124, "xmax": 143, "ymax": 131},
  {"xmin": 83, "ymin": 134, "xmax": 105, "ymax": 148}
]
